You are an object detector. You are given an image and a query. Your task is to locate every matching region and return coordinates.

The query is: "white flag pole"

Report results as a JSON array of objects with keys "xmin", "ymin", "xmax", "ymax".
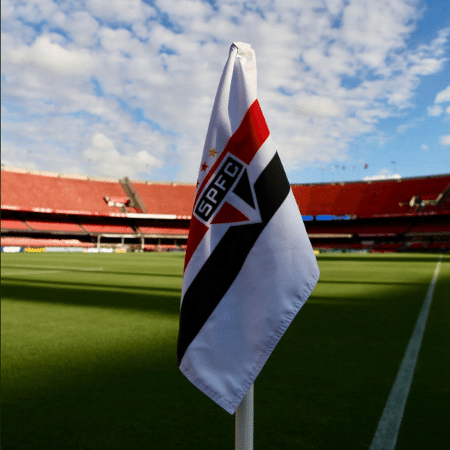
[{"xmin": 235, "ymin": 383, "xmax": 254, "ymax": 450}]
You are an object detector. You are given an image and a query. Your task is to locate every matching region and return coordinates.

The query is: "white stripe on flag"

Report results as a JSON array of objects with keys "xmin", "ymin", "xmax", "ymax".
[
  {"xmin": 177, "ymin": 42, "xmax": 320, "ymax": 414},
  {"xmin": 180, "ymin": 191, "xmax": 319, "ymax": 413}
]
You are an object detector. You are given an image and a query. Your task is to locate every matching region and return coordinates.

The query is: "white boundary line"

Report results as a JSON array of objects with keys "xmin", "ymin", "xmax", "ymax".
[{"xmin": 369, "ymin": 256, "xmax": 443, "ymax": 450}]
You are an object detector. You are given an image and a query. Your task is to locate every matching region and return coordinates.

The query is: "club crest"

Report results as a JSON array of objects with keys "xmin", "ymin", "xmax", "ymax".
[{"xmin": 194, "ymin": 154, "xmax": 260, "ymax": 226}]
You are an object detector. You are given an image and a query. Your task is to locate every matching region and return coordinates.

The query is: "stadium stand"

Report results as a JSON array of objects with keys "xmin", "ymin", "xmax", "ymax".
[
  {"xmin": 1, "ymin": 168, "xmax": 138, "ymax": 215},
  {"xmin": 79, "ymin": 224, "xmax": 135, "ymax": 234},
  {"xmin": 305, "ymin": 220, "xmax": 410, "ymax": 236},
  {"xmin": 427, "ymin": 241, "xmax": 450, "ymax": 250},
  {"xmin": 292, "ymin": 176, "xmax": 450, "ymax": 218},
  {"xmin": 131, "ymin": 181, "xmax": 194, "ymax": 218},
  {"xmin": 1, "ymin": 166, "xmax": 449, "ymax": 253},
  {"xmin": 137, "ymin": 226, "xmax": 190, "ymax": 236},
  {"xmin": 1, "ymin": 237, "xmax": 94, "ymax": 248},
  {"xmin": 26, "ymin": 221, "xmax": 86, "ymax": 233},
  {"xmin": 408, "ymin": 219, "xmax": 450, "ymax": 235},
  {"xmin": 371, "ymin": 242, "xmax": 404, "ymax": 253},
  {"xmin": 407, "ymin": 242, "xmax": 428, "ymax": 251},
  {"xmin": 1, "ymin": 219, "xmax": 31, "ymax": 231}
]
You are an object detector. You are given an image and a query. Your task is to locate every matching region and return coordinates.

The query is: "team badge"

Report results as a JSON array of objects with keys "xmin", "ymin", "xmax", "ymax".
[{"xmin": 194, "ymin": 154, "xmax": 261, "ymax": 226}]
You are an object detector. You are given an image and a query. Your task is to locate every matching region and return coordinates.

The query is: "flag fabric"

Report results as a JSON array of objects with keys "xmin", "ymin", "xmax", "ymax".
[{"xmin": 177, "ymin": 42, "xmax": 320, "ymax": 414}]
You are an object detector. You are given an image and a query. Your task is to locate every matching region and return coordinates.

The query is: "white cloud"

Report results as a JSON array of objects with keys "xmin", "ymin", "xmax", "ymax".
[
  {"xmin": 84, "ymin": 0, "xmax": 156, "ymax": 24},
  {"xmin": 7, "ymin": 35, "xmax": 97, "ymax": 75},
  {"xmin": 409, "ymin": 57, "xmax": 443, "ymax": 76},
  {"xmin": 53, "ymin": 11, "xmax": 100, "ymax": 47},
  {"xmin": 15, "ymin": 0, "xmax": 58, "ymax": 24},
  {"xmin": 0, "ymin": 142, "xmax": 40, "ymax": 171},
  {"xmin": 435, "ymin": 85, "xmax": 450, "ymax": 103},
  {"xmin": 82, "ymin": 132, "xmax": 163, "ymax": 178},
  {"xmin": 427, "ymin": 105, "xmax": 443, "ymax": 116},
  {"xmin": 397, "ymin": 117, "xmax": 424, "ymax": 134},
  {"xmin": 1, "ymin": 0, "xmax": 449, "ymax": 182},
  {"xmin": 421, "ymin": 144, "xmax": 429, "ymax": 151},
  {"xmin": 440, "ymin": 135, "xmax": 450, "ymax": 146},
  {"xmin": 296, "ymin": 96, "xmax": 342, "ymax": 118},
  {"xmin": 364, "ymin": 169, "xmax": 401, "ymax": 180}
]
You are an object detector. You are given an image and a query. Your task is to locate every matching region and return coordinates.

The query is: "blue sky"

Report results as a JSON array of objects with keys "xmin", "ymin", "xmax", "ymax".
[{"xmin": 1, "ymin": 0, "xmax": 449, "ymax": 184}]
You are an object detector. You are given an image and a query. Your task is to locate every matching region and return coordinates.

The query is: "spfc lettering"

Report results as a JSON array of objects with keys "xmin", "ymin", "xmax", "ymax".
[{"xmin": 195, "ymin": 156, "xmax": 244, "ymax": 222}]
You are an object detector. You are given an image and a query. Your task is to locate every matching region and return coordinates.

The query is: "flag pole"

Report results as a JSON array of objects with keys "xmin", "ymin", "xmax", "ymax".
[{"xmin": 235, "ymin": 383, "xmax": 254, "ymax": 450}]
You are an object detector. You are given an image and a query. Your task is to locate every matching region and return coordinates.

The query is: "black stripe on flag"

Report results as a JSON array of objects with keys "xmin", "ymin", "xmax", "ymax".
[{"xmin": 177, "ymin": 152, "xmax": 290, "ymax": 365}]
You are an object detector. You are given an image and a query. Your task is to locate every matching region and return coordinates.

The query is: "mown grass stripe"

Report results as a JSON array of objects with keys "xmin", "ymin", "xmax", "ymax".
[
  {"xmin": 1, "ymin": 269, "xmax": 63, "ymax": 277},
  {"xmin": 369, "ymin": 256, "xmax": 443, "ymax": 450},
  {"xmin": 2, "ymin": 264, "xmax": 104, "ymax": 272}
]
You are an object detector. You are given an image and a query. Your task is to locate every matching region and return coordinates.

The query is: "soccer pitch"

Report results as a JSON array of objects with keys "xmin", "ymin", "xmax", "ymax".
[{"xmin": 2, "ymin": 252, "xmax": 449, "ymax": 450}]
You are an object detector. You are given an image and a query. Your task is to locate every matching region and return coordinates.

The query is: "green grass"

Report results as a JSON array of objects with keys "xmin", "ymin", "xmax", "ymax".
[{"xmin": 1, "ymin": 252, "xmax": 449, "ymax": 449}]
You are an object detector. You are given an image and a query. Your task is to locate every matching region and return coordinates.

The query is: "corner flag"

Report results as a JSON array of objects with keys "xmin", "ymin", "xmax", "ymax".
[{"xmin": 177, "ymin": 42, "xmax": 320, "ymax": 414}]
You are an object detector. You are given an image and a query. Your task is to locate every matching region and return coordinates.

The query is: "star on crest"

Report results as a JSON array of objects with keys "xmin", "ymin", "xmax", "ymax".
[
  {"xmin": 201, "ymin": 162, "xmax": 209, "ymax": 172},
  {"xmin": 208, "ymin": 148, "xmax": 218, "ymax": 158}
]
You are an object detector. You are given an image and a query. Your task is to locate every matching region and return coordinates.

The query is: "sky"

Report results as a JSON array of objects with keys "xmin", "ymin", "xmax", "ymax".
[{"xmin": 1, "ymin": 0, "xmax": 450, "ymax": 184}]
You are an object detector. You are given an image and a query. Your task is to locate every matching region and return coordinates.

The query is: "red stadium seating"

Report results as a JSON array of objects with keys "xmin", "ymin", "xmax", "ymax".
[
  {"xmin": 1, "ymin": 166, "xmax": 449, "ymax": 253},
  {"xmin": 427, "ymin": 241, "xmax": 450, "ymax": 249},
  {"xmin": 371, "ymin": 242, "xmax": 404, "ymax": 252},
  {"xmin": 132, "ymin": 182, "xmax": 195, "ymax": 218},
  {"xmin": 407, "ymin": 242, "xmax": 427, "ymax": 250},
  {"xmin": 26, "ymin": 221, "xmax": 86, "ymax": 233},
  {"xmin": 80, "ymin": 224, "xmax": 135, "ymax": 234},
  {"xmin": 292, "ymin": 175, "xmax": 450, "ymax": 218},
  {"xmin": 142, "ymin": 243, "xmax": 181, "ymax": 251},
  {"xmin": 3, "ymin": 168, "xmax": 448, "ymax": 219},
  {"xmin": 1, "ymin": 170, "xmax": 133, "ymax": 215},
  {"xmin": 1, "ymin": 237, "xmax": 94, "ymax": 247},
  {"xmin": 408, "ymin": 220, "xmax": 450, "ymax": 234},
  {"xmin": 1, "ymin": 219, "xmax": 30, "ymax": 230},
  {"xmin": 138, "ymin": 226, "xmax": 189, "ymax": 235},
  {"xmin": 296, "ymin": 183, "xmax": 342, "ymax": 215},
  {"xmin": 306, "ymin": 221, "xmax": 410, "ymax": 236}
]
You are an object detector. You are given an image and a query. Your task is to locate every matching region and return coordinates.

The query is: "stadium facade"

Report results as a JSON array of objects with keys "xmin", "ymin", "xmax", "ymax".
[{"xmin": 1, "ymin": 166, "xmax": 449, "ymax": 253}]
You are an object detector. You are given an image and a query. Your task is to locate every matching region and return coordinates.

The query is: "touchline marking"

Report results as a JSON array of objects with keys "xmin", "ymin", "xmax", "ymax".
[{"xmin": 369, "ymin": 256, "xmax": 443, "ymax": 450}]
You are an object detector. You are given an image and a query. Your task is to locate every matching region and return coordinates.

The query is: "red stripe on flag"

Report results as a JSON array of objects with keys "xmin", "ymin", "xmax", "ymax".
[
  {"xmin": 185, "ymin": 100, "xmax": 269, "ymax": 272},
  {"xmin": 195, "ymin": 99, "xmax": 269, "ymax": 204},
  {"xmin": 184, "ymin": 215, "xmax": 209, "ymax": 272},
  {"xmin": 228, "ymin": 99, "xmax": 269, "ymax": 164}
]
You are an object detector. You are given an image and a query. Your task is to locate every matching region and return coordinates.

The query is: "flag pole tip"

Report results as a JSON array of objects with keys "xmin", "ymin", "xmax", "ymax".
[{"xmin": 232, "ymin": 42, "xmax": 253, "ymax": 51}]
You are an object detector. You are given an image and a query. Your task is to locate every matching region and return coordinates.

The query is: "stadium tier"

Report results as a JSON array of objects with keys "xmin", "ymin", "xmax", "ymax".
[
  {"xmin": 0, "ymin": 237, "xmax": 94, "ymax": 248},
  {"xmin": 3, "ymin": 167, "xmax": 449, "ymax": 218},
  {"xmin": 1, "ymin": 166, "xmax": 449, "ymax": 252},
  {"xmin": 79, "ymin": 224, "xmax": 135, "ymax": 234},
  {"xmin": 131, "ymin": 182, "xmax": 195, "ymax": 218},
  {"xmin": 292, "ymin": 175, "xmax": 450, "ymax": 217},
  {"xmin": 305, "ymin": 221, "xmax": 411, "ymax": 236},
  {"xmin": 137, "ymin": 226, "xmax": 190, "ymax": 236},
  {"xmin": 1, "ymin": 168, "xmax": 138, "ymax": 216},
  {"xmin": 26, "ymin": 221, "xmax": 86, "ymax": 233},
  {"xmin": 408, "ymin": 219, "xmax": 450, "ymax": 234},
  {"xmin": 1, "ymin": 219, "xmax": 31, "ymax": 231}
]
